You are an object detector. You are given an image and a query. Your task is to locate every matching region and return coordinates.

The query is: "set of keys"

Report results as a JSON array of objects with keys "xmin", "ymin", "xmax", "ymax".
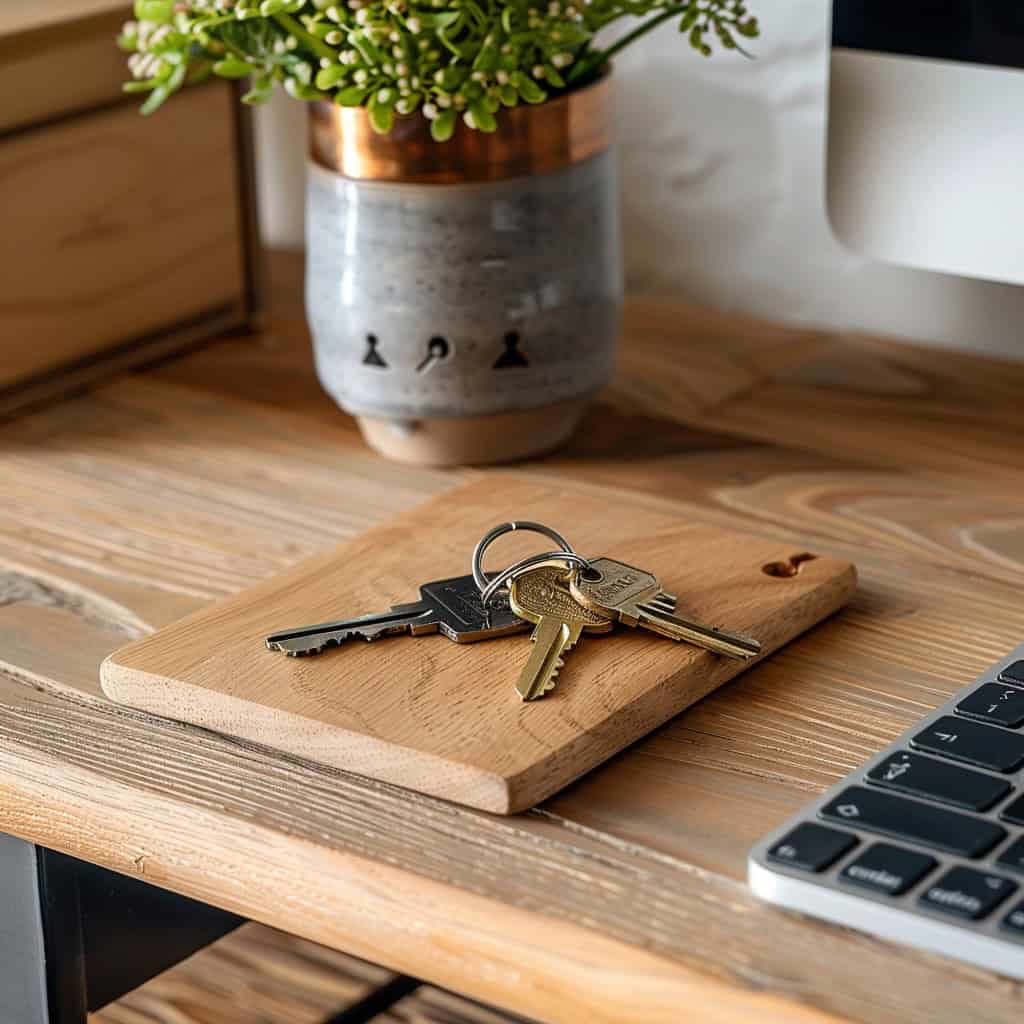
[{"xmin": 265, "ymin": 522, "xmax": 762, "ymax": 702}]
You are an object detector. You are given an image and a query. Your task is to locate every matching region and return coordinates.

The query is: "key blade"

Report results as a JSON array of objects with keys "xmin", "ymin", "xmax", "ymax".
[
  {"xmin": 516, "ymin": 617, "xmax": 579, "ymax": 701},
  {"xmin": 634, "ymin": 602, "xmax": 762, "ymax": 660},
  {"xmin": 266, "ymin": 605, "xmax": 435, "ymax": 656}
]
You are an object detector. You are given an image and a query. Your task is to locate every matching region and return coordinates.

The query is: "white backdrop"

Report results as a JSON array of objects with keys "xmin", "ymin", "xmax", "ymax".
[{"xmin": 254, "ymin": 0, "xmax": 1024, "ymax": 359}]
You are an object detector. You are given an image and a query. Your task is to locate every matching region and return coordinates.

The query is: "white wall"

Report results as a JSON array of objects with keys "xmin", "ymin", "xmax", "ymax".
[{"xmin": 254, "ymin": 0, "xmax": 1024, "ymax": 359}]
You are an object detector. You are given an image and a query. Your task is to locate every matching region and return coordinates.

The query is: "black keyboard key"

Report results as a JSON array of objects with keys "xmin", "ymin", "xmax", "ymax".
[
  {"xmin": 767, "ymin": 823, "xmax": 857, "ymax": 872},
  {"xmin": 919, "ymin": 866, "xmax": 1016, "ymax": 921},
  {"xmin": 957, "ymin": 683, "xmax": 1024, "ymax": 728},
  {"xmin": 911, "ymin": 716, "xmax": 1024, "ymax": 773},
  {"xmin": 999, "ymin": 661, "xmax": 1024, "ymax": 687},
  {"xmin": 996, "ymin": 835, "xmax": 1024, "ymax": 874},
  {"xmin": 999, "ymin": 793, "xmax": 1024, "ymax": 826},
  {"xmin": 866, "ymin": 751, "xmax": 1011, "ymax": 811},
  {"xmin": 1001, "ymin": 899, "xmax": 1024, "ymax": 942},
  {"xmin": 839, "ymin": 843, "xmax": 936, "ymax": 896},
  {"xmin": 819, "ymin": 786, "xmax": 1006, "ymax": 857}
]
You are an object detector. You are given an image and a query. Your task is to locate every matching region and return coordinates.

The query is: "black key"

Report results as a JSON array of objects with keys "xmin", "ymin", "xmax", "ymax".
[
  {"xmin": 867, "ymin": 751, "xmax": 1011, "ymax": 811},
  {"xmin": 995, "ymin": 834, "xmax": 1024, "ymax": 874},
  {"xmin": 999, "ymin": 661, "xmax": 1024, "ymax": 687},
  {"xmin": 839, "ymin": 843, "xmax": 936, "ymax": 896},
  {"xmin": 819, "ymin": 786, "xmax": 1006, "ymax": 858},
  {"xmin": 911, "ymin": 716, "xmax": 1024, "ymax": 773},
  {"xmin": 919, "ymin": 866, "xmax": 1017, "ymax": 921},
  {"xmin": 957, "ymin": 683, "xmax": 1024, "ymax": 728},
  {"xmin": 1000, "ymin": 899, "xmax": 1024, "ymax": 942},
  {"xmin": 767, "ymin": 823, "xmax": 857, "ymax": 872},
  {"xmin": 998, "ymin": 793, "xmax": 1024, "ymax": 827}
]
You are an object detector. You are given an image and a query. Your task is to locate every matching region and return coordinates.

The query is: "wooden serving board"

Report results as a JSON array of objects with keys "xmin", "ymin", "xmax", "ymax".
[{"xmin": 101, "ymin": 477, "xmax": 857, "ymax": 813}]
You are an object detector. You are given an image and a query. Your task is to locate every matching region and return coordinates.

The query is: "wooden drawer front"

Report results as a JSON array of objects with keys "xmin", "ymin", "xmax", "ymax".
[
  {"xmin": 0, "ymin": 84, "xmax": 246, "ymax": 390},
  {"xmin": 0, "ymin": 8, "xmax": 131, "ymax": 134}
]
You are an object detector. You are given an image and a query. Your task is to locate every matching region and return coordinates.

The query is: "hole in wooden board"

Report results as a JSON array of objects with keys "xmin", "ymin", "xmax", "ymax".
[{"xmin": 762, "ymin": 552, "xmax": 818, "ymax": 578}]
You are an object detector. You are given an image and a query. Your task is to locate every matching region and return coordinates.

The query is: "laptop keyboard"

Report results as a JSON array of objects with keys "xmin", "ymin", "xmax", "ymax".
[{"xmin": 748, "ymin": 648, "xmax": 1024, "ymax": 979}]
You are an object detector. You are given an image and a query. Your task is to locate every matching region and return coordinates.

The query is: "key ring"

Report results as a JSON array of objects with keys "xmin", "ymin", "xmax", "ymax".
[
  {"xmin": 472, "ymin": 521, "xmax": 590, "ymax": 606},
  {"xmin": 480, "ymin": 550, "xmax": 591, "ymax": 607}
]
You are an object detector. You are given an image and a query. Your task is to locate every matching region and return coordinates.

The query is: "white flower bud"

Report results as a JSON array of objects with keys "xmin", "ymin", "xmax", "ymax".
[{"xmin": 423, "ymin": 102, "xmax": 439, "ymax": 119}]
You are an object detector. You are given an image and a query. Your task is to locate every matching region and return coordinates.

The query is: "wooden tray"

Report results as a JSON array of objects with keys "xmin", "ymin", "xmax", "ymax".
[{"xmin": 101, "ymin": 477, "xmax": 856, "ymax": 813}]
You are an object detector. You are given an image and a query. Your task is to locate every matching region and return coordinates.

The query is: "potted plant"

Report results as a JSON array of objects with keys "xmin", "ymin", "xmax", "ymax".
[{"xmin": 121, "ymin": 0, "xmax": 758, "ymax": 465}]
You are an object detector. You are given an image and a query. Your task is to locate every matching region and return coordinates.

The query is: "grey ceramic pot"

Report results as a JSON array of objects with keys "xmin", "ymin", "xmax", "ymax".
[{"xmin": 305, "ymin": 75, "xmax": 622, "ymax": 465}]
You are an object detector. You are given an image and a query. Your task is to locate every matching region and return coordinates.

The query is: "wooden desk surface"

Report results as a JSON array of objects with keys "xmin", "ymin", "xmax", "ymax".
[{"xmin": 2, "ymin": 251, "xmax": 1023, "ymax": 1023}]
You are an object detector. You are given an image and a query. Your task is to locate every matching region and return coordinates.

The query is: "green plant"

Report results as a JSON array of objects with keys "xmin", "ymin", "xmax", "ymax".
[{"xmin": 121, "ymin": 0, "xmax": 758, "ymax": 140}]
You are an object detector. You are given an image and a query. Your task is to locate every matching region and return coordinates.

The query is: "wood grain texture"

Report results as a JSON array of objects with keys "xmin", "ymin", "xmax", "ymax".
[
  {"xmin": 101, "ymin": 477, "xmax": 855, "ymax": 813},
  {"xmin": 0, "ymin": 84, "xmax": 245, "ymax": 388},
  {"xmin": 1, "ymin": 251, "xmax": 1024, "ymax": 1023},
  {"xmin": 90, "ymin": 924, "xmax": 394, "ymax": 1024},
  {"xmin": 0, "ymin": 8, "xmax": 129, "ymax": 133},
  {"xmin": 384, "ymin": 988, "xmax": 536, "ymax": 1024},
  {"xmin": 0, "ymin": 0, "xmax": 128, "ymax": 38}
]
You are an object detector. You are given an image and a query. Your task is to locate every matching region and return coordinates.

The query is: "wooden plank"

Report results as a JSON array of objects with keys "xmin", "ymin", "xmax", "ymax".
[
  {"xmin": 0, "ymin": 84, "xmax": 245, "ymax": 389},
  {"xmin": 90, "ymin": 923, "xmax": 394, "ymax": 1023},
  {"xmin": 0, "ymin": 10, "xmax": 130, "ymax": 135},
  {"xmin": 0, "ymin": 1, "xmax": 127, "ymax": 38},
  {"xmin": 382, "ymin": 987, "xmax": 533, "ymax": 1023},
  {"xmin": 100, "ymin": 476, "xmax": 856, "ymax": 813}
]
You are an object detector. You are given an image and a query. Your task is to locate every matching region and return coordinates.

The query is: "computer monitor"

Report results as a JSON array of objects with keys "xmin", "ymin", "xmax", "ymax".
[{"xmin": 828, "ymin": 1, "xmax": 1024, "ymax": 286}]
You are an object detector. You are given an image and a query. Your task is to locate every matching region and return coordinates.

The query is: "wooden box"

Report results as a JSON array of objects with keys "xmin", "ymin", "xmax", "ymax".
[{"xmin": 0, "ymin": 2, "xmax": 260, "ymax": 415}]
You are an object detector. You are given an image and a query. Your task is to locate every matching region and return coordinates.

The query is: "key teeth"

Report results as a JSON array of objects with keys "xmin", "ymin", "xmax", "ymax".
[{"xmin": 270, "ymin": 629, "xmax": 389, "ymax": 657}]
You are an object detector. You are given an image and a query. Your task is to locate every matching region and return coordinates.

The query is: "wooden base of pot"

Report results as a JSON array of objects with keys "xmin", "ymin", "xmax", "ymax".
[{"xmin": 355, "ymin": 399, "xmax": 587, "ymax": 466}]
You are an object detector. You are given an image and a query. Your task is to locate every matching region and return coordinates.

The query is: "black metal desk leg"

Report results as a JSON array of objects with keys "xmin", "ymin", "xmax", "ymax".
[{"xmin": 0, "ymin": 835, "xmax": 87, "ymax": 1024}]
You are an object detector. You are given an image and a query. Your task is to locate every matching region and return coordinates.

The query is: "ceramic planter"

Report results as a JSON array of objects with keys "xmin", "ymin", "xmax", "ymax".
[{"xmin": 305, "ymin": 74, "xmax": 622, "ymax": 465}]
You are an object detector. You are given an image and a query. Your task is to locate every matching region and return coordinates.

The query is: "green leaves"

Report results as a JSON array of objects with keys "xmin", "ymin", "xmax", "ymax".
[
  {"xmin": 430, "ymin": 108, "xmax": 457, "ymax": 142},
  {"xmin": 315, "ymin": 64, "xmax": 348, "ymax": 89},
  {"xmin": 133, "ymin": 0, "xmax": 174, "ymax": 23},
  {"xmin": 121, "ymin": 0, "xmax": 759, "ymax": 136},
  {"xmin": 510, "ymin": 71, "xmax": 546, "ymax": 105},
  {"xmin": 466, "ymin": 99, "xmax": 496, "ymax": 132},
  {"xmin": 212, "ymin": 57, "xmax": 256, "ymax": 78}
]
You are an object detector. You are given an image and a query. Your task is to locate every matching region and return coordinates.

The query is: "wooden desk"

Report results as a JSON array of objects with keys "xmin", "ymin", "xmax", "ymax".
[{"xmin": 2, "ymin": 251, "xmax": 1023, "ymax": 1023}]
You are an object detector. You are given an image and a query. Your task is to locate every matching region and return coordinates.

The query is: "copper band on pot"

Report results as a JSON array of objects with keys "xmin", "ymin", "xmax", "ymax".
[{"xmin": 309, "ymin": 74, "xmax": 611, "ymax": 184}]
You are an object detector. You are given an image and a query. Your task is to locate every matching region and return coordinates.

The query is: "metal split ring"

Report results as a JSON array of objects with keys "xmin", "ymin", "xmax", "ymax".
[{"xmin": 472, "ymin": 521, "xmax": 590, "ymax": 606}]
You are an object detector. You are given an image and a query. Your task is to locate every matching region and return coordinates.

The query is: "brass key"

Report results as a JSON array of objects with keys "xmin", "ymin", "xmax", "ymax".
[
  {"xmin": 508, "ymin": 565, "xmax": 615, "ymax": 701},
  {"xmin": 569, "ymin": 556, "xmax": 761, "ymax": 660}
]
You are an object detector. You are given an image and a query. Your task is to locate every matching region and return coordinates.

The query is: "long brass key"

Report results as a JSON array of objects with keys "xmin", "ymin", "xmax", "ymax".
[
  {"xmin": 569, "ymin": 556, "xmax": 762, "ymax": 660},
  {"xmin": 508, "ymin": 565, "xmax": 615, "ymax": 701}
]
